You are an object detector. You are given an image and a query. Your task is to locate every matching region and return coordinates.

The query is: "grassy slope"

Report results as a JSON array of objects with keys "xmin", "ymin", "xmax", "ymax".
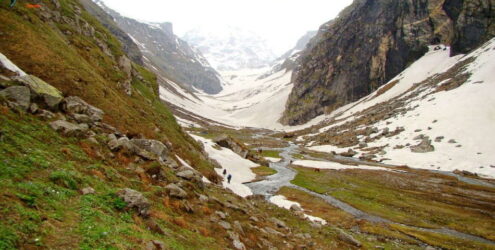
[{"xmin": 0, "ymin": 1, "xmax": 216, "ymax": 178}]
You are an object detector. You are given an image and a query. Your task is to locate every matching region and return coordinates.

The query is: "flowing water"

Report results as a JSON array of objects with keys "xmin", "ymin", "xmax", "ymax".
[{"xmin": 247, "ymin": 142, "xmax": 495, "ymax": 245}]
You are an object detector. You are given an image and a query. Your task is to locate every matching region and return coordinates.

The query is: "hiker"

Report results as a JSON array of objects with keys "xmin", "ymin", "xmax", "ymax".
[
  {"xmin": 227, "ymin": 174, "xmax": 232, "ymax": 184},
  {"xmin": 4, "ymin": 0, "xmax": 17, "ymax": 7},
  {"xmin": 223, "ymin": 169, "xmax": 227, "ymax": 176}
]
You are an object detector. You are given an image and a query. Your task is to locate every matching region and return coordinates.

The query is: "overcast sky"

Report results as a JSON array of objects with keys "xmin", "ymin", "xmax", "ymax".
[{"xmin": 100, "ymin": 0, "xmax": 353, "ymax": 55}]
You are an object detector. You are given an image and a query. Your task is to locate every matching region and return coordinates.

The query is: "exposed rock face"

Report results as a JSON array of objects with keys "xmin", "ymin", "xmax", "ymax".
[
  {"xmin": 79, "ymin": 0, "xmax": 143, "ymax": 65},
  {"xmin": 49, "ymin": 120, "xmax": 89, "ymax": 137},
  {"xmin": 92, "ymin": 1, "xmax": 223, "ymax": 94},
  {"xmin": 214, "ymin": 135, "xmax": 249, "ymax": 159},
  {"xmin": 130, "ymin": 139, "xmax": 169, "ymax": 161},
  {"xmin": 61, "ymin": 96, "xmax": 104, "ymax": 122},
  {"xmin": 281, "ymin": 0, "xmax": 495, "ymax": 125}
]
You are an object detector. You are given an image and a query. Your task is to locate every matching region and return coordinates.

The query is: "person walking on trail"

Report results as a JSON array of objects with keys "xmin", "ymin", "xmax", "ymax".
[
  {"xmin": 227, "ymin": 174, "xmax": 232, "ymax": 184},
  {"xmin": 223, "ymin": 169, "xmax": 227, "ymax": 176}
]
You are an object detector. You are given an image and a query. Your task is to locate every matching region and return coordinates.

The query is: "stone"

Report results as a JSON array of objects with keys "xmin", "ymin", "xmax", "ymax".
[
  {"xmin": 448, "ymin": 139, "xmax": 457, "ymax": 144},
  {"xmin": 435, "ymin": 136, "xmax": 444, "ymax": 142},
  {"xmin": 165, "ymin": 183, "xmax": 187, "ymax": 199},
  {"xmin": 340, "ymin": 149, "xmax": 357, "ymax": 157},
  {"xmin": 29, "ymin": 103, "xmax": 39, "ymax": 114},
  {"xmin": 338, "ymin": 229, "xmax": 362, "ymax": 247},
  {"xmin": 130, "ymin": 139, "xmax": 168, "ymax": 161},
  {"xmin": 81, "ymin": 187, "xmax": 95, "ymax": 195},
  {"xmin": 233, "ymin": 221, "xmax": 244, "ymax": 235},
  {"xmin": 264, "ymin": 227, "xmax": 283, "ymax": 236},
  {"xmin": 108, "ymin": 136, "xmax": 133, "ymax": 152},
  {"xmin": 176, "ymin": 170, "xmax": 195, "ymax": 180},
  {"xmin": 14, "ymin": 75, "xmax": 63, "ymax": 109},
  {"xmin": 61, "ymin": 96, "xmax": 104, "ymax": 122},
  {"xmin": 218, "ymin": 220, "xmax": 232, "ymax": 230},
  {"xmin": 36, "ymin": 109, "xmax": 55, "ymax": 120},
  {"xmin": 116, "ymin": 188, "xmax": 150, "ymax": 217},
  {"xmin": 411, "ymin": 138, "xmax": 435, "ymax": 153},
  {"xmin": 214, "ymin": 135, "xmax": 249, "ymax": 159},
  {"xmin": 49, "ymin": 120, "xmax": 88, "ymax": 137},
  {"xmin": 270, "ymin": 217, "xmax": 287, "ymax": 229},
  {"xmin": 145, "ymin": 240, "xmax": 165, "ymax": 250},
  {"xmin": 290, "ymin": 204, "xmax": 303, "ymax": 212},
  {"xmin": 199, "ymin": 194, "xmax": 209, "ymax": 203},
  {"xmin": 72, "ymin": 113, "xmax": 93, "ymax": 124},
  {"xmin": 233, "ymin": 239, "xmax": 246, "ymax": 250},
  {"xmin": 0, "ymin": 86, "xmax": 30, "ymax": 110},
  {"xmin": 215, "ymin": 211, "xmax": 227, "ymax": 219}
]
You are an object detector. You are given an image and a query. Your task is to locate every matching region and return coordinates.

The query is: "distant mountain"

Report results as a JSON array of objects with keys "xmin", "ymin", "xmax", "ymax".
[
  {"xmin": 182, "ymin": 26, "xmax": 277, "ymax": 71},
  {"xmin": 91, "ymin": 0, "xmax": 223, "ymax": 94}
]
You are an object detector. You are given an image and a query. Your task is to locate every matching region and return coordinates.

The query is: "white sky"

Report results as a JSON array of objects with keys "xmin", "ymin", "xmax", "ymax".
[{"xmin": 100, "ymin": 0, "xmax": 353, "ymax": 55}]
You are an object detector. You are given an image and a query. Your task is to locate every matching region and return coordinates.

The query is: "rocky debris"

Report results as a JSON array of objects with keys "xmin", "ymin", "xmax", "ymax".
[
  {"xmin": 214, "ymin": 135, "xmax": 249, "ymax": 158},
  {"xmin": 411, "ymin": 138, "xmax": 435, "ymax": 153},
  {"xmin": 435, "ymin": 136, "xmax": 445, "ymax": 142},
  {"xmin": 270, "ymin": 217, "xmax": 288, "ymax": 229},
  {"xmin": 61, "ymin": 96, "xmax": 104, "ymax": 122},
  {"xmin": 0, "ymin": 86, "xmax": 31, "ymax": 111},
  {"xmin": 264, "ymin": 227, "xmax": 283, "ymax": 237},
  {"xmin": 49, "ymin": 120, "xmax": 89, "ymax": 137},
  {"xmin": 81, "ymin": 187, "xmax": 95, "ymax": 195},
  {"xmin": 448, "ymin": 139, "xmax": 457, "ymax": 144},
  {"xmin": 130, "ymin": 139, "xmax": 168, "ymax": 161},
  {"xmin": 215, "ymin": 211, "xmax": 227, "ymax": 220},
  {"xmin": 116, "ymin": 188, "xmax": 150, "ymax": 217},
  {"xmin": 165, "ymin": 183, "xmax": 187, "ymax": 199},
  {"xmin": 108, "ymin": 136, "xmax": 133, "ymax": 152},
  {"xmin": 340, "ymin": 149, "xmax": 358, "ymax": 157},
  {"xmin": 218, "ymin": 220, "xmax": 232, "ymax": 230},
  {"xmin": 14, "ymin": 75, "xmax": 63, "ymax": 109},
  {"xmin": 176, "ymin": 170, "xmax": 198, "ymax": 181},
  {"xmin": 199, "ymin": 194, "xmax": 209, "ymax": 203},
  {"xmin": 290, "ymin": 204, "xmax": 303, "ymax": 212},
  {"xmin": 338, "ymin": 229, "xmax": 362, "ymax": 247},
  {"xmin": 36, "ymin": 109, "xmax": 56, "ymax": 120},
  {"xmin": 145, "ymin": 240, "xmax": 165, "ymax": 250}
]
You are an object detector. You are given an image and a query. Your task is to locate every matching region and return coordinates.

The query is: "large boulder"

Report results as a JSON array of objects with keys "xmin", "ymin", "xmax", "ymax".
[
  {"xmin": 49, "ymin": 120, "xmax": 89, "ymax": 137},
  {"xmin": 116, "ymin": 188, "xmax": 150, "ymax": 217},
  {"xmin": 15, "ymin": 75, "xmax": 63, "ymax": 109},
  {"xmin": 130, "ymin": 139, "xmax": 168, "ymax": 161},
  {"xmin": 214, "ymin": 135, "xmax": 249, "ymax": 158},
  {"xmin": 61, "ymin": 96, "xmax": 104, "ymax": 122},
  {"xmin": 0, "ymin": 86, "xmax": 31, "ymax": 110}
]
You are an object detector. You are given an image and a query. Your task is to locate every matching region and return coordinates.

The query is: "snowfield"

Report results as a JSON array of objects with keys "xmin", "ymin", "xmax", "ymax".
[
  {"xmin": 306, "ymin": 38, "xmax": 495, "ymax": 178},
  {"xmin": 269, "ymin": 195, "xmax": 327, "ymax": 225},
  {"xmin": 190, "ymin": 134, "xmax": 258, "ymax": 197}
]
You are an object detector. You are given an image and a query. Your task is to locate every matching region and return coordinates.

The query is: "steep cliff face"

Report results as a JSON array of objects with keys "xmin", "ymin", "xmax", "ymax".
[
  {"xmin": 281, "ymin": 0, "xmax": 494, "ymax": 125},
  {"xmin": 93, "ymin": 1, "xmax": 223, "ymax": 94},
  {"xmin": 79, "ymin": 0, "xmax": 143, "ymax": 65}
]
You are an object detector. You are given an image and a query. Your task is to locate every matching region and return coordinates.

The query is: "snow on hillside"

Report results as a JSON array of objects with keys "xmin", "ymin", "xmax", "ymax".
[
  {"xmin": 182, "ymin": 26, "xmax": 277, "ymax": 71},
  {"xmin": 305, "ymin": 38, "xmax": 495, "ymax": 178},
  {"xmin": 191, "ymin": 135, "xmax": 257, "ymax": 197},
  {"xmin": 160, "ymin": 67, "xmax": 308, "ymax": 130}
]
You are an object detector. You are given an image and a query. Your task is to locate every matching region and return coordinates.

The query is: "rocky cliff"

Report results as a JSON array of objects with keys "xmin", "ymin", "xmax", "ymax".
[
  {"xmin": 93, "ymin": 0, "xmax": 223, "ymax": 94},
  {"xmin": 281, "ymin": 0, "xmax": 495, "ymax": 125}
]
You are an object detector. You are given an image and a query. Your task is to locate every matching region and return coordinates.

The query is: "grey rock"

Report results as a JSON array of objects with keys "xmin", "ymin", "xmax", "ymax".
[
  {"xmin": 72, "ymin": 113, "xmax": 93, "ymax": 124},
  {"xmin": 215, "ymin": 211, "xmax": 227, "ymax": 219},
  {"xmin": 61, "ymin": 96, "xmax": 104, "ymax": 122},
  {"xmin": 49, "ymin": 120, "xmax": 88, "ymax": 137},
  {"xmin": 130, "ymin": 139, "xmax": 168, "ymax": 161},
  {"xmin": 233, "ymin": 239, "xmax": 246, "ymax": 250},
  {"xmin": 165, "ymin": 183, "xmax": 187, "ymax": 199},
  {"xmin": 0, "ymin": 86, "xmax": 31, "ymax": 110},
  {"xmin": 435, "ymin": 136, "xmax": 444, "ymax": 142},
  {"xmin": 219, "ymin": 220, "xmax": 232, "ymax": 230},
  {"xmin": 270, "ymin": 217, "xmax": 287, "ymax": 229},
  {"xmin": 290, "ymin": 204, "xmax": 303, "ymax": 212},
  {"xmin": 81, "ymin": 187, "xmax": 95, "ymax": 195},
  {"xmin": 29, "ymin": 103, "xmax": 39, "ymax": 114},
  {"xmin": 233, "ymin": 221, "xmax": 244, "ymax": 235},
  {"xmin": 338, "ymin": 229, "xmax": 362, "ymax": 247},
  {"xmin": 199, "ymin": 194, "xmax": 209, "ymax": 203},
  {"xmin": 14, "ymin": 75, "xmax": 63, "ymax": 109},
  {"xmin": 264, "ymin": 227, "xmax": 283, "ymax": 236},
  {"xmin": 36, "ymin": 109, "xmax": 56, "ymax": 120},
  {"xmin": 108, "ymin": 136, "xmax": 133, "ymax": 152},
  {"xmin": 116, "ymin": 188, "xmax": 150, "ymax": 217},
  {"xmin": 448, "ymin": 139, "xmax": 457, "ymax": 144},
  {"xmin": 411, "ymin": 138, "xmax": 435, "ymax": 153},
  {"xmin": 176, "ymin": 170, "xmax": 196, "ymax": 181}
]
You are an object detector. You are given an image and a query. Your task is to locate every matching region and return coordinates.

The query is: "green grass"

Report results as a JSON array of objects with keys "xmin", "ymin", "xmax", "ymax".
[
  {"xmin": 261, "ymin": 150, "xmax": 281, "ymax": 158},
  {"xmin": 252, "ymin": 166, "xmax": 277, "ymax": 177},
  {"xmin": 290, "ymin": 166, "xmax": 495, "ymax": 243}
]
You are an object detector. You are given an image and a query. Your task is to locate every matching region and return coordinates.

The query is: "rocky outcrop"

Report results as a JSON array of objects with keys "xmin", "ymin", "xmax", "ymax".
[
  {"xmin": 61, "ymin": 96, "xmax": 104, "ymax": 122},
  {"xmin": 15, "ymin": 75, "xmax": 63, "ymax": 109},
  {"xmin": 214, "ymin": 135, "xmax": 268, "ymax": 166},
  {"xmin": 116, "ymin": 188, "xmax": 150, "ymax": 217},
  {"xmin": 49, "ymin": 120, "xmax": 89, "ymax": 137},
  {"xmin": 0, "ymin": 86, "xmax": 31, "ymax": 111},
  {"xmin": 79, "ymin": 0, "xmax": 143, "ymax": 65},
  {"xmin": 92, "ymin": 0, "xmax": 223, "ymax": 94},
  {"xmin": 281, "ymin": 0, "xmax": 495, "ymax": 125}
]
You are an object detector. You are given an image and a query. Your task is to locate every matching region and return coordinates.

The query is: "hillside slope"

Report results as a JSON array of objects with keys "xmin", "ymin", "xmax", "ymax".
[
  {"xmin": 282, "ymin": 0, "xmax": 495, "ymax": 125},
  {"xmin": 91, "ymin": 0, "xmax": 223, "ymax": 94}
]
